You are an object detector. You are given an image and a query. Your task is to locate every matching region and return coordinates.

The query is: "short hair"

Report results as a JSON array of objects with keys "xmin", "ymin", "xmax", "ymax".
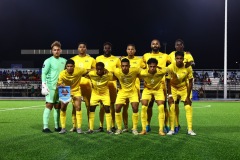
[
  {"xmin": 121, "ymin": 58, "xmax": 130, "ymax": 64},
  {"xmin": 96, "ymin": 62, "xmax": 105, "ymax": 68},
  {"xmin": 151, "ymin": 39, "xmax": 160, "ymax": 44},
  {"xmin": 103, "ymin": 42, "xmax": 112, "ymax": 47},
  {"xmin": 51, "ymin": 41, "xmax": 61, "ymax": 49},
  {"xmin": 175, "ymin": 51, "xmax": 184, "ymax": 57},
  {"xmin": 127, "ymin": 44, "xmax": 135, "ymax": 48},
  {"xmin": 78, "ymin": 42, "xmax": 87, "ymax": 48},
  {"xmin": 147, "ymin": 58, "xmax": 158, "ymax": 65},
  {"xmin": 175, "ymin": 39, "xmax": 184, "ymax": 45},
  {"xmin": 66, "ymin": 59, "xmax": 75, "ymax": 65}
]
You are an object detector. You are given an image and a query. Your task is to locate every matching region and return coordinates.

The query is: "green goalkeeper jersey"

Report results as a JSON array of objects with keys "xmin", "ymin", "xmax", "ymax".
[{"xmin": 41, "ymin": 56, "xmax": 66, "ymax": 89}]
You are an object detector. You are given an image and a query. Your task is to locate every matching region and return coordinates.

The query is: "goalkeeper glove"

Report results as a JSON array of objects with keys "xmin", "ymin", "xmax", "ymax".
[{"xmin": 41, "ymin": 82, "xmax": 49, "ymax": 96}]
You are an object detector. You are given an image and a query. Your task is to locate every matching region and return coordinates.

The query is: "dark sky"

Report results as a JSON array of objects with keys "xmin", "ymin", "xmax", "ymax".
[{"xmin": 0, "ymin": 0, "xmax": 240, "ymax": 69}]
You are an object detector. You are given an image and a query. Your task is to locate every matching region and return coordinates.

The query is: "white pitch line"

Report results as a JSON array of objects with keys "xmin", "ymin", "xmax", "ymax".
[
  {"xmin": 0, "ymin": 105, "xmax": 45, "ymax": 112},
  {"xmin": 193, "ymin": 105, "xmax": 211, "ymax": 108}
]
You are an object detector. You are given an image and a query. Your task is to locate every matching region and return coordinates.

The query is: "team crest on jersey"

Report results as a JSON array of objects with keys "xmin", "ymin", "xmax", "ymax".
[
  {"xmin": 85, "ymin": 60, "xmax": 89, "ymax": 62},
  {"xmin": 110, "ymin": 60, "xmax": 114, "ymax": 62}
]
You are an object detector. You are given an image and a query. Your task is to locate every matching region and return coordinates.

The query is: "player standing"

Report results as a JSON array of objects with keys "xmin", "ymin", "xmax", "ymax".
[
  {"xmin": 121, "ymin": 44, "xmax": 146, "ymax": 132},
  {"xmin": 57, "ymin": 59, "xmax": 88, "ymax": 134},
  {"xmin": 96, "ymin": 42, "xmax": 120, "ymax": 132},
  {"xmin": 166, "ymin": 51, "xmax": 196, "ymax": 136},
  {"xmin": 139, "ymin": 58, "xmax": 169, "ymax": 136},
  {"xmin": 168, "ymin": 39, "xmax": 195, "ymax": 133},
  {"xmin": 41, "ymin": 41, "xmax": 66, "ymax": 133},
  {"xmin": 86, "ymin": 62, "xmax": 114, "ymax": 134},
  {"xmin": 70, "ymin": 42, "xmax": 96, "ymax": 131},
  {"xmin": 143, "ymin": 39, "xmax": 171, "ymax": 132},
  {"xmin": 113, "ymin": 58, "xmax": 140, "ymax": 135}
]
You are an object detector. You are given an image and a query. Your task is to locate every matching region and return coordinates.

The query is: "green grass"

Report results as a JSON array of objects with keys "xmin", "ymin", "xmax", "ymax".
[{"xmin": 0, "ymin": 100, "xmax": 240, "ymax": 160}]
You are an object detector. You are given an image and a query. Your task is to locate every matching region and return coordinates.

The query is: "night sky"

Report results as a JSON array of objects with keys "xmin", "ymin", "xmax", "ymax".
[{"xmin": 0, "ymin": 0, "xmax": 240, "ymax": 69}]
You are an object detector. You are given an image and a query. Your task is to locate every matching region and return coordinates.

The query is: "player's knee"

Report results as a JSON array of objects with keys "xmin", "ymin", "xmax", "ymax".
[
  {"xmin": 115, "ymin": 107, "xmax": 121, "ymax": 113},
  {"xmin": 104, "ymin": 106, "xmax": 110, "ymax": 113},
  {"xmin": 89, "ymin": 106, "xmax": 95, "ymax": 112},
  {"xmin": 148, "ymin": 101, "xmax": 154, "ymax": 108},
  {"xmin": 132, "ymin": 109, "xmax": 138, "ymax": 113},
  {"xmin": 175, "ymin": 99, "xmax": 180, "ymax": 104},
  {"xmin": 75, "ymin": 106, "xmax": 81, "ymax": 111}
]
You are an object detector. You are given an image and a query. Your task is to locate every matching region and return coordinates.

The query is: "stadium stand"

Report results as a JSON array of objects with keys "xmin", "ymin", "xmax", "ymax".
[{"xmin": 0, "ymin": 68, "xmax": 240, "ymax": 99}]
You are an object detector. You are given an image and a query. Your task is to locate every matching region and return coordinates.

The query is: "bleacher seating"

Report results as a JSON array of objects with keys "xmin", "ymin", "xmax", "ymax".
[{"xmin": 0, "ymin": 68, "xmax": 240, "ymax": 98}]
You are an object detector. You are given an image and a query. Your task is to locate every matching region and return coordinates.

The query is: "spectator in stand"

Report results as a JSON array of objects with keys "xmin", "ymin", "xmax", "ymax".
[
  {"xmin": 204, "ymin": 72, "xmax": 209, "ymax": 78},
  {"xmin": 198, "ymin": 87, "xmax": 204, "ymax": 98},
  {"xmin": 31, "ymin": 86, "xmax": 35, "ymax": 97},
  {"xmin": 213, "ymin": 70, "xmax": 218, "ymax": 78},
  {"xmin": 207, "ymin": 78, "xmax": 211, "ymax": 85},
  {"xmin": 193, "ymin": 71, "xmax": 199, "ymax": 79}
]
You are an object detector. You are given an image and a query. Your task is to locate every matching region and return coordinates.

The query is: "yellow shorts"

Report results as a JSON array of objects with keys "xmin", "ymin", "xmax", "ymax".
[
  {"xmin": 71, "ymin": 90, "xmax": 82, "ymax": 98},
  {"xmin": 142, "ymin": 88, "xmax": 165, "ymax": 101},
  {"xmin": 161, "ymin": 77, "xmax": 166, "ymax": 90},
  {"xmin": 108, "ymin": 81, "xmax": 117, "ymax": 103},
  {"xmin": 116, "ymin": 88, "xmax": 139, "ymax": 104},
  {"xmin": 135, "ymin": 78, "xmax": 140, "ymax": 91},
  {"xmin": 80, "ymin": 77, "xmax": 92, "ymax": 101},
  {"xmin": 171, "ymin": 86, "xmax": 190, "ymax": 102},
  {"xmin": 90, "ymin": 89, "xmax": 110, "ymax": 106}
]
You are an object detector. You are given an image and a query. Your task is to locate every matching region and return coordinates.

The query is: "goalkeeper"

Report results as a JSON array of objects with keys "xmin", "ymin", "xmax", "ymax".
[{"xmin": 41, "ymin": 41, "xmax": 67, "ymax": 133}]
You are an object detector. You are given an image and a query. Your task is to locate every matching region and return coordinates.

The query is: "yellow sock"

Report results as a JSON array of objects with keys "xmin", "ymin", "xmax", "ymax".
[
  {"xmin": 132, "ymin": 113, "xmax": 139, "ymax": 130},
  {"xmin": 76, "ymin": 110, "xmax": 82, "ymax": 129},
  {"xmin": 110, "ymin": 104, "xmax": 115, "ymax": 128},
  {"xmin": 105, "ymin": 113, "xmax": 112, "ymax": 131},
  {"xmin": 72, "ymin": 114, "xmax": 76, "ymax": 128},
  {"xmin": 99, "ymin": 106, "xmax": 104, "ymax": 128},
  {"xmin": 158, "ymin": 104, "xmax": 165, "ymax": 132},
  {"xmin": 164, "ymin": 108, "xmax": 169, "ymax": 127},
  {"xmin": 141, "ymin": 105, "xmax": 148, "ymax": 131},
  {"xmin": 175, "ymin": 104, "xmax": 179, "ymax": 126},
  {"xmin": 169, "ymin": 104, "xmax": 175, "ymax": 131},
  {"xmin": 115, "ymin": 112, "xmax": 122, "ymax": 130},
  {"xmin": 60, "ymin": 110, "xmax": 66, "ymax": 129},
  {"xmin": 185, "ymin": 105, "xmax": 193, "ymax": 131},
  {"xmin": 122, "ymin": 105, "xmax": 128, "ymax": 128},
  {"xmin": 89, "ymin": 112, "xmax": 95, "ymax": 130}
]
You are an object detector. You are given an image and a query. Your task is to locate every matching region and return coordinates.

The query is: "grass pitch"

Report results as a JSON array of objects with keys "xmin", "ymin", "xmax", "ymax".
[{"xmin": 0, "ymin": 100, "xmax": 239, "ymax": 160}]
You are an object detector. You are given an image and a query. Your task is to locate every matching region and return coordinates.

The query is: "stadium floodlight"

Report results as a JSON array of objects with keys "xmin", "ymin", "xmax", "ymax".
[{"xmin": 224, "ymin": 0, "xmax": 227, "ymax": 99}]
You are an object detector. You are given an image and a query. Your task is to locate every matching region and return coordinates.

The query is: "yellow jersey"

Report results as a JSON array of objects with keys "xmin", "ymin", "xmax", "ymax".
[
  {"xmin": 58, "ymin": 67, "xmax": 87, "ymax": 94},
  {"xmin": 143, "ymin": 52, "xmax": 170, "ymax": 68},
  {"xmin": 71, "ymin": 54, "xmax": 96, "ymax": 69},
  {"xmin": 88, "ymin": 71, "xmax": 113, "ymax": 94},
  {"xmin": 121, "ymin": 56, "xmax": 146, "ymax": 68},
  {"xmin": 113, "ymin": 67, "xmax": 140, "ymax": 92},
  {"xmin": 166, "ymin": 64, "xmax": 193, "ymax": 89},
  {"xmin": 168, "ymin": 51, "xmax": 194, "ymax": 64},
  {"xmin": 140, "ymin": 68, "xmax": 168, "ymax": 90},
  {"xmin": 96, "ymin": 55, "xmax": 121, "ymax": 72}
]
